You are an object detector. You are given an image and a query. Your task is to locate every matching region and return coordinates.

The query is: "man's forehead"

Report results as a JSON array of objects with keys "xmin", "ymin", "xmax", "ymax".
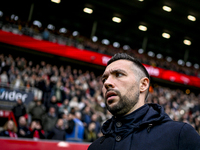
[{"xmin": 104, "ymin": 60, "xmax": 132, "ymax": 73}]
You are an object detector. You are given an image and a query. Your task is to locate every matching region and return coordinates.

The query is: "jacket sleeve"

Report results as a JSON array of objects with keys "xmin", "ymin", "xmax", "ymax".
[{"xmin": 179, "ymin": 123, "xmax": 200, "ymax": 150}]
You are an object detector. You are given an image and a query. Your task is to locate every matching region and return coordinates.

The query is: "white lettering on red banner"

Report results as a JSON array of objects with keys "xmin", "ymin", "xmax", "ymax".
[
  {"xmin": 180, "ymin": 76, "xmax": 190, "ymax": 84},
  {"xmin": 144, "ymin": 66, "xmax": 160, "ymax": 77},
  {"xmin": 0, "ymin": 110, "xmax": 10, "ymax": 117},
  {"xmin": 170, "ymin": 76, "xmax": 176, "ymax": 82},
  {"xmin": 102, "ymin": 56, "xmax": 111, "ymax": 65}
]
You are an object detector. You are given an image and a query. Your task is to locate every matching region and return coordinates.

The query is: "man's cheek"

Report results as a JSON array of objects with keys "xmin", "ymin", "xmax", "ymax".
[{"xmin": 102, "ymin": 88, "xmax": 106, "ymax": 98}]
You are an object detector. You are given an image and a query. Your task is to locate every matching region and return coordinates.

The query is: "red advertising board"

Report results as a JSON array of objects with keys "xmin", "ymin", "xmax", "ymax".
[
  {"xmin": 143, "ymin": 64, "xmax": 200, "ymax": 88},
  {"xmin": 0, "ymin": 30, "xmax": 200, "ymax": 88},
  {"xmin": 0, "ymin": 138, "xmax": 90, "ymax": 150}
]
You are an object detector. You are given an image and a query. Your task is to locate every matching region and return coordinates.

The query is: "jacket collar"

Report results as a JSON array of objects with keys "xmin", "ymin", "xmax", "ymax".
[{"xmin": 101, "ymin": 104, "xmax": 170, "ymax": 139}]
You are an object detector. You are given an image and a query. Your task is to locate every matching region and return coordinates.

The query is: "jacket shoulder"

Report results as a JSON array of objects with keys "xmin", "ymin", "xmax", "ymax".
[
  {"xmin": 178, "ymin": 123, "xmax": 200, "ymax": 149},
  {"xmin": 164, "ymin": 121, "xmax": 200, "ymax": 149},
  {"xmin": 88, "ymin": 137, "xmax": 102, "ymax": 150}
]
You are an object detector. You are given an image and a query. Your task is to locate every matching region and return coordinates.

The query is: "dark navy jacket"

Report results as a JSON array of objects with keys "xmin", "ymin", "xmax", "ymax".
[{"xmin": 88, "ymin": 104, "xmax": 200, "ymax": 150}]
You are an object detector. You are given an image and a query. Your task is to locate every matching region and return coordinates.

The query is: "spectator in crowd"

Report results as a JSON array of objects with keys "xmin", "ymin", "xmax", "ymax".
[
  {"xmin": 1, "ymin": 56, "xmax": 12, "ymax": 73},
  {"xmin": 12, "ymin": 98, "xmax": 27, "ymax": 126},
  {"xmin": 84, "ymin": 122, "xmax": 97, "ymax": 142},
  {"xmin": 11, "ymin": 74, "xmax": 24, "ymax": 89},
  {"xmin": 58, "ymin": 99, "xmax": 71, "ymax": 116},
  {"xmin": 81, "ymin": 106, "xmax": 92, "ymax": 128},
  {"xmin": 0, "ymin": 120, "xmax": 18, "ymax": 138},
  {"xmin": 50, "ymin": 70, "xmax": 59, "ymax": 85},
  {"xmin": 46, "ymin": 95, "xmax": 59, "ymax": 115},
  {"xmin": 8, "ymin": 66, "xmax": 16, "ymax": 84},
  {"xmin": 90, "ymin": 113, "xmax": 101, "ymax": 136},
  {"xmin": 64, "ymin": 111, "xmax": 75, "ymax": 135},
  {"xmin": 42, "ymin": 28, "xmax": 50, "ymax": 41},
  {"xmin": 69, "ymin": 96, "xmax": 79, "ymax": 111},
  {"xmin": 17, "ymin": 116, "xmax": 31, "ymax": 138},
  {"xmin": 47, "ymin": 118, "xmax": 66, "ymax": 141},
  {"xmin": 51, "ymin": 81, "xmax": 66, "ymax": 103},
  {"xmin": 16, "ymin": 57, "xmax": 26, "ymax": 71},
  {"xmin": 0, "ymin": 71, "xmax": 8, "ymax": 84},
  {"xmin": 65, "ymin": 111, "xmax": 84, "ymax": 142},
  {"xmin": 27, "ymin": 96, "xmax": 38, "ymax": 113},
  {"xmin": 29, "ymin": 99, "xmax": 46, "ymax": 122},
  {"xmin": 42, "ymin": 79, "xmax": 52, "ymax": 107},
  {"xmin": 28, "ymin": 120, "xmax": 45, "ymax": 140},
  {"xmin": 42, "ymin": 106, "xmax": 58, "ymax": 136}
]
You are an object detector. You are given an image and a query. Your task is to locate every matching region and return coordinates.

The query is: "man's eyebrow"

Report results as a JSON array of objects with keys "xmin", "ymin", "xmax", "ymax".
[
  {"xmin": 101, "ymin": 73, "xmax": 107, "ymax": 80},
  {"xmin": 110, "ymin": 69, "xmax": 127, "ymax": 74},
  {"xmin": 101, "ymin": 69, "xmax": 127, "ymax": 79}
]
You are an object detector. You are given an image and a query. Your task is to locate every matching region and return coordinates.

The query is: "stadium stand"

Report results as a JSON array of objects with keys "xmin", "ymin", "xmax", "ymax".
[
  {"xmin": 0, "ymin": 12, "xmax": 199, "ymax": 78},
  {"xmin": 0, "ymin": 1, "xmax": 200, "ymax": 149}
]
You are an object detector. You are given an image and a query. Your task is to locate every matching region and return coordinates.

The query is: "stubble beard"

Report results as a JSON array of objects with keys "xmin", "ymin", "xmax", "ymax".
[{"xmin": 105, "ymin": 86, "xmax": 139, "ymax": 117}]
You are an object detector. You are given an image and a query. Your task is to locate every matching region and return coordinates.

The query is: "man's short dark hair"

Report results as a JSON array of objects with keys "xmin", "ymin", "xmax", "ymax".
[
  {"xmin": 107, "ymin": 53, "xmax": 150, "ymax": 100},
  {"xmin": 107, "ymin": 53, "xmax": 150, "ymax": 79}
]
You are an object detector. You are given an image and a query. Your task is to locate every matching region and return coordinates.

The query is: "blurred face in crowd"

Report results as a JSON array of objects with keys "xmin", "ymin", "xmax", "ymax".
[
  {"xmin": 30, "ymin": 121, "xmax": 41, "ymax": 130},
  {"xmin": 49, "ymin": 107, "xmax": 55, "ymax": 114},
  {"xmin": 88, "ymin": 122, "xmax": 96, "ymax": 132},
  {"xmin": 51, "ymin": 96, "xmax": 57, "ymax": 103},
  {"xmin": 36, "ymin": 100, "xmax": 42, "ymax": 106},
  {"xmin": 17, "ymin": 99, "xmax": 22, "ymax": 105},
  {"xmin": 7, "ymin": 120, "xmax": 14, "ymax": 131},
  {"xmin": 19, "ymin": 116, "xmax": 27, "ymax": 126},
  {"xmin": 30, "ymin": 121, "xmax": 37, "ymax": 130},
  {"xmin": 102, "ymin": 60, "xmax": 147, "ymax": 117},
  {"xmin": 63, "ymin": 99, "xmax": 69, "ymax": 105},
  {"xmin": 57, "ymin": 119, "xmax": 64, "ymax": 128}
]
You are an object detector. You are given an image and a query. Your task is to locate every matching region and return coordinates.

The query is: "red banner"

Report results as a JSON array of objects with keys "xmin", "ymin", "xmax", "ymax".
[
  {"xmin": 143, "ymin": 64, "xmax": 200, "ymax": 88},
  {"xmin": 0, "ymin": 30, "xmax": 200, "ymax": 88},
  {"xmin": 0, "ymin": 138, "xmax": 90, "ymax": 150},
  {"xmin": 0, "ymin": 110, "xmax": 11, "ymax": 118},
  {"xmin": 0, "ymin": 30, "xmax": 111, "ymax": 66}
]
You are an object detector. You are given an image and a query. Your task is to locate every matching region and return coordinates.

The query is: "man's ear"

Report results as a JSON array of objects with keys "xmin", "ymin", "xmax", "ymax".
[{"xmin": 140, "ymin": 77, "xmax": 149, "ymax": 93}]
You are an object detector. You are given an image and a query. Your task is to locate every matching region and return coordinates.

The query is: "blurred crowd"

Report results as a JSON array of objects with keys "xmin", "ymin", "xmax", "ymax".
[
  {"xmin": 0, "ymin": 13, "xmax": 200, "ymax": 78},
  {"xmin": 0, "ymin": 53, "xmax": 200, "ymax": 143}
]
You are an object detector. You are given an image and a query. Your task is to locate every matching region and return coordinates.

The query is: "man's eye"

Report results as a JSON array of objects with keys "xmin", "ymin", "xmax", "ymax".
[
  {"xmin": 102, "ymin": 78, "xmax": 106, "ymax": 83},
  {"xmin": 116, "ymin": 73, "xmax": 123, "ymax": 77}
]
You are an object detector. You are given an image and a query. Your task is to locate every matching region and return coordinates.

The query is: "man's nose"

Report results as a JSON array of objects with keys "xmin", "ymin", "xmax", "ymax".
[{"xmin": 104, "ymin": 77, "xmax": 114, "ymax": 89}]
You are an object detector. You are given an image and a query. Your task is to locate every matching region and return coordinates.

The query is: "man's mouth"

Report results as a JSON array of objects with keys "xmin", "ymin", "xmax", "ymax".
[{"xmin": 106, "ymin": 91, "xmax": 118, "ymax": 102}]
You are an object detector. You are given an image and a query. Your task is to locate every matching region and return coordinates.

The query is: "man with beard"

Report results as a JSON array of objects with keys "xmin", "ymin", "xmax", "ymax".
[{"xmin": 88, "ymin": 53, "xmax": 200, "ymax": 150}]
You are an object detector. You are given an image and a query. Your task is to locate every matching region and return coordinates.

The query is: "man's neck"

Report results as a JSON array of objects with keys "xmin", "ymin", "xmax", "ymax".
[{"xmin": 123, "ymin": 100, "xmax": 145, "ymax": 117}]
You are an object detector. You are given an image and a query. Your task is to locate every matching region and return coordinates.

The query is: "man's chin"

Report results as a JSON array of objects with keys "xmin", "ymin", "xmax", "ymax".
[
  {"xmin": 106, "ymin": 102, "xmax": 121, "ymax": 114},
  {"xmin": 107, "ymin": 100, "xmax": 119, "ymax": 108}
]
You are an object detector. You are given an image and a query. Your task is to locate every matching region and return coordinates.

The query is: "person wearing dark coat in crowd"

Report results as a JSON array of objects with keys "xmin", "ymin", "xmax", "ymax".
[
  {"xmin": 29, "ymin": 100, "xmax": 46, "ymax": 122},
  {"xmin": 42, "ymin": 106, "xmax": 58, "ymax": 136},
  {"xmin": 88, "ymin": 53, "xmax": 200, "ymax": 150},
  {"xmin": 43, "ymin": 79, "xmax": 52, "ymax": 108},
  {"xmin": 17, "ymin": 116, "xmax": 31, "ymax": 138},
  {"xmin": 65, "ymin": 112, "xmax": 75, "ymax": 135},
  {"xmin": 12, "ymin": 99, "xmax": 26, "ymax": 126},
  {"xmin": 50, "ymin": 81, "xmax": 66, "ymax": 103},
  {"xmin": 47, "ymin": 118, "xmax": 66, "ymax": 141},
  {"xmin": 46, "ymin": 95, "xmax": 59, "ymax": 115}
]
